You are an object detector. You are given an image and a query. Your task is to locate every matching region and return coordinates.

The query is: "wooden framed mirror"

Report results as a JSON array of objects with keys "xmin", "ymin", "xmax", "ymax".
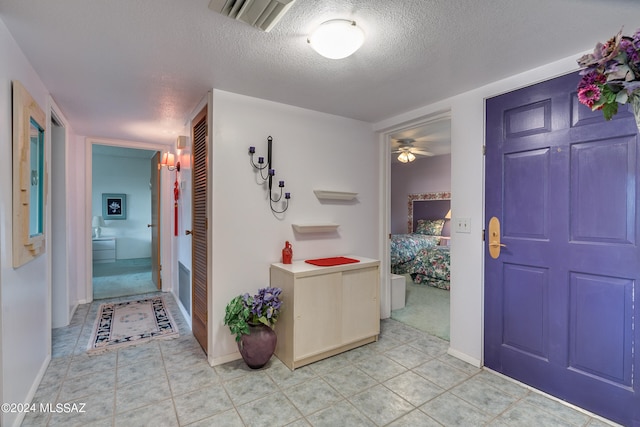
[
  {"xmin": 407, "ymin": 192, "xmax": 451, "ymax": 233},
  {"xmin": 12, "ymin": 80, "xmax": 47, "ymax": 268}
]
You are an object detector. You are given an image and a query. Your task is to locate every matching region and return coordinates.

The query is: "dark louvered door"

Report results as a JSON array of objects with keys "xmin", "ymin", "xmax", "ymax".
[{"xmin": 192, "ymin": 106, "xmax": 208, "ymax": 354}]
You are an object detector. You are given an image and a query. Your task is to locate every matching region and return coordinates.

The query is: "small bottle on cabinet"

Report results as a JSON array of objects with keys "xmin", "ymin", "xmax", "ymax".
[{"xmin": 282, "ymin": 241, "xmax": 293, "ymax": 264}]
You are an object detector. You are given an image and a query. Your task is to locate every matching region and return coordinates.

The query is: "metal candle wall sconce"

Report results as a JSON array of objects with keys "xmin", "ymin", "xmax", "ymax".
[{"xmin": 249, "ymin": 136, "xmax": 291, "ymax": 213}]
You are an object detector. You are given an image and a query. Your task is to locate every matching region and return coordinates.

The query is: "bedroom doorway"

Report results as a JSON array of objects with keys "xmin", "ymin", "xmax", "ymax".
[
  {"xmin": 91, "ymin": 145, "xmax": 160, "ymax": 300},
  {"xmin": 388, "ymin": 117, "xmax": 452, "ymax": 341}
]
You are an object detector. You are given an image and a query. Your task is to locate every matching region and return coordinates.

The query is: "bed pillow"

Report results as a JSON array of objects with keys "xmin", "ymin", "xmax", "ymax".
[{"xmin": 415, "ymin": 219, "xmax": 445, "ymax": 236}]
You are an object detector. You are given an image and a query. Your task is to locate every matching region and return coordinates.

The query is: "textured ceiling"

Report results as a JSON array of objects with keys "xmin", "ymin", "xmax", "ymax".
[{"xmin": 0, "ymin": 0, "xmax": 637, "ymax": 145}]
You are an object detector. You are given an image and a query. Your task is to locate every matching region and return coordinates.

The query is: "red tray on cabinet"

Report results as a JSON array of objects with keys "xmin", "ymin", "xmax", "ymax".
[{"xmin": 304, "ymin": 256, "xmax": 360, "ymax": 267}]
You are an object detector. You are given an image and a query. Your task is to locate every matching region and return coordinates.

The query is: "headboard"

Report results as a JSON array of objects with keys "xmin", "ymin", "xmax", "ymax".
[{"xmin": 407, "ymin": 192, "xmax": 451, "ymax": 236}]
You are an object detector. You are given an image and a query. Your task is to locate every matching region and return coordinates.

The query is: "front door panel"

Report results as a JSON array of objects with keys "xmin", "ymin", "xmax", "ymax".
[{"xmin": 485, "ymin": 72, "xmax": 640, "ymax": 426}]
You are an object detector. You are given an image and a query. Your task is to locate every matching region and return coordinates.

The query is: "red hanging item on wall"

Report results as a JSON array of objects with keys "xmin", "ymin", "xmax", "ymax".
[
  {"xmin": 282, "ymin": 241, "xmax": 293, "ymax": 264},
  {"xmin": 174, "ymin": 179, "xmax": 179, "ymax": 236}
]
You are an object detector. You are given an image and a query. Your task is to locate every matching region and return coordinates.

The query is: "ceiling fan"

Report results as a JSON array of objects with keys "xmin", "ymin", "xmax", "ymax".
[{"xmin": 392, "ymin": 138, "xmax": 434, "ymax": 163}]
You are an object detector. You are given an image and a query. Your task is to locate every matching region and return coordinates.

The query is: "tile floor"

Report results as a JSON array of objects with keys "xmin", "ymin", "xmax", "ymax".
[
  {"xmin": 22, "ymin": 292, "xmax": 619, "ymax": 427},
  {"xmin": 92, "ymin": 258, "xmax": 156, "ymax": 300}
]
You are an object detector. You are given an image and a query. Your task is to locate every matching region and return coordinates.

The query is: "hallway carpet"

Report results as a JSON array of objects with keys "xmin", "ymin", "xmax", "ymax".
[
  {"xmin": 92, "ymin": 258, "xmax": 157, "ymax": 300},
  {"xmin": 391, "ymin": 275, "xmax": 450, "ymax": 341},
  {"xmin": 87, "ymin": 296, "xmax": 179, "ymax": 354}
]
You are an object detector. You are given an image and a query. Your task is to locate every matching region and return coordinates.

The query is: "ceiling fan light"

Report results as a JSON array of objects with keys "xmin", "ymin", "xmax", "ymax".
[
  {"xmin": 308, "ymin": 19, "xmax": 364, "ymax": 59},
  {"xmin": 397, "ymin": 151, "xmax": 415, "ymax": 163}
]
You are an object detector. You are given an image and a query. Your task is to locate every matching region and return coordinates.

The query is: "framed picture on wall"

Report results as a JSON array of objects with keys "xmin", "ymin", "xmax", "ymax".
[{"xmin": 102, "ymin": 193, "xmax": 127, "ymax": 220}]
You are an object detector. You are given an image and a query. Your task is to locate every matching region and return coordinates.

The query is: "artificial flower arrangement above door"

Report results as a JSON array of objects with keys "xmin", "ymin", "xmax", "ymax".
[{"xmin": 577, "ymin": 27, "xmax": 640, "ymax": 131}]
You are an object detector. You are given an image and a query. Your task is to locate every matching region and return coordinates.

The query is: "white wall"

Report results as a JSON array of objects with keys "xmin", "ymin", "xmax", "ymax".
[
  {"xmin": 375, "ymin": 54, "xmax": 582, "ymax": 367},
  {"xmin": 92, "ymin": 152, "xmax": 153, "ymax": 259},
  {"xmin": 391, "ymin": 154, "xmax": 451, "ymax": 235},
  {"xmin": 70, "ymin": 135, "xmax": 88, "ymax": 303},
  {"xmin": 0, "ymin": 19, "xmax": 51, "ymax": 427},
  {"xmin": 207, "ymin": 90, "xmax": 379, "ymax": 365}
]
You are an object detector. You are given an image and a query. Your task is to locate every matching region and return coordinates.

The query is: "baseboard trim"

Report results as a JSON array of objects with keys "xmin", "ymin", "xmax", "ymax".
[
  {"xmin": 447, "ymin": 347, "xmax": 482, "ymax": 368},
  {"xmin": 172, "ymin": 289, "xmax": 191, "ymax": 329},
  {"xmin": 14, "ymin": 354, "xmax": 52, "ymax": 427},
  {"xmin": 210, "ymin": 352, "xmax": 241, "ymax": 367}
]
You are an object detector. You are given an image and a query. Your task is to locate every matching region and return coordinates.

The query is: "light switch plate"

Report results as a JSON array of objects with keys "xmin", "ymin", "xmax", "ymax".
[{"xmin": 455, "ymin": 217, "xmax": 471, "ymax": 233}]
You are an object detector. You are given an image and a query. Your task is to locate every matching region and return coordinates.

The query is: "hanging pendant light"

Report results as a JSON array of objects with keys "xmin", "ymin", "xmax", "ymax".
[{"xmin": 308, "ymin": 19, "xmax": 365, "ymax": 59}]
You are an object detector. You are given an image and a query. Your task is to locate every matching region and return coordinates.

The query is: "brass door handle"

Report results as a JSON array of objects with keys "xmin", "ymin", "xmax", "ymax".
[
  {"xmin": 488, "ymin": 217, "xmax": 505, "ymax": 259},
  {"xmin": 185, "ymin": 230, "xmax": 193, "ymax": 235}
]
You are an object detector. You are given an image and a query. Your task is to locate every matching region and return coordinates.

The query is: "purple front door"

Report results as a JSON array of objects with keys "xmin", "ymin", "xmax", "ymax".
[{"xmin": 485, "ymin": 71, "xmax": 640, "ymax": 426}]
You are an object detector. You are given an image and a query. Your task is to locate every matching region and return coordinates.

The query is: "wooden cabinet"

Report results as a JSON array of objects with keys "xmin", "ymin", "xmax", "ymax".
[
  {"xmin": 270, "ymin": 256, "xmax": 380, "ymax": 370},
  {"xmin": 92, "ymin": 237, "xmax": 116, "ymax": 263}
]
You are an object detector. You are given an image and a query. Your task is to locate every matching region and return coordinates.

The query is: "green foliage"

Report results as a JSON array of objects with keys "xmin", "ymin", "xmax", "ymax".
[
  {"xmin": 223, "ymin": 295, "xmax": 250, "ymax": 342},
  {"xmin": 223, "ymin": 288, "xmax": 283, "ymax": 342}
]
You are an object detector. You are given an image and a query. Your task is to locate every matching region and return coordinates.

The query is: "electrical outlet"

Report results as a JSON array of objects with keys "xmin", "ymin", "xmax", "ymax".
[{"xmin": 455, "ymin": 217, "xmax": 471, "ymax": 233}]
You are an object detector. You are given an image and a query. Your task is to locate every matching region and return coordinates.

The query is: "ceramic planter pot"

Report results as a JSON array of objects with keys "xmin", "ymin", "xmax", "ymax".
[{"xmin": 238, "ymin": 324, "xmax": 277, "ymax": 369}]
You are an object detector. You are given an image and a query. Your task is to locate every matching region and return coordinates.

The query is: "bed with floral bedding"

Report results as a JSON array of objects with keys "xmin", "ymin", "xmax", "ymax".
[
  {"xmin": 390, "ymin": 218, "xmax": 451, "ymax": 290},
  {"xmin": 406, "ymin": 246, "xmax": 450, "ymax": 290},
  {"xmin": 390, "ymin": 234, "xmax": 441, "ymax": 272}
]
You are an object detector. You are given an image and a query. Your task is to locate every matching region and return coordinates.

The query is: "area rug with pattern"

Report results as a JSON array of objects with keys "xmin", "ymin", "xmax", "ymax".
[{"xmin": 87, "ymin": 296, "xmax": 179, "ymax": 354}]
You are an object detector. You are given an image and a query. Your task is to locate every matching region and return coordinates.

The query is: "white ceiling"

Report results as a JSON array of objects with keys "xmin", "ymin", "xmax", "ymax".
[{"xmin": 0, "ymin": 0, "xmax": 637, "ymax": 146}]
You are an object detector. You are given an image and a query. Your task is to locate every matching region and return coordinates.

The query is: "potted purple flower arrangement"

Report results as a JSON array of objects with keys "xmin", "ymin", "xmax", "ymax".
[
  {"xmin": 577, "ymin": 27, "xmax": 640, "ymax": 129},
  {"xmin": 224, "ymin": 287, "xmax": 282, "ymax": 368}
]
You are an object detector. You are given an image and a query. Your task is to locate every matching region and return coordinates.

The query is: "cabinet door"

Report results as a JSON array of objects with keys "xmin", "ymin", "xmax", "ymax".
[
  {"xmin": 342, "ymin": 267, "xmax": 379, "ymax": 343},
  {"xmin": 295, "ymin": 272, "xmax": 342, "ymax": 359}
]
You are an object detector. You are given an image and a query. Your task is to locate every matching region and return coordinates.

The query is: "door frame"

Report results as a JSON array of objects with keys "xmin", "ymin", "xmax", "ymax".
[
  {"xmin": 376, "ymin": 110, "xmax": 452, "ymax": 319},
  {"xmin": 150, "ymin": 151, "xmax": 162, "ymax": 290},
  {"xmin": 48, "ymin": 97, "xmax": 72, "ymax": 330},
  {"xmin": 84, "ymin": 137, "xmax": 173, "ymax": 303}
]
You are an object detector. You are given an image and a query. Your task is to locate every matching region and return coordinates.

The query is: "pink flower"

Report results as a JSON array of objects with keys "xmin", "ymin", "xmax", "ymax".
[
  {"xmin": 577, "ymin": 27, "xmax": 640, "ymax": 120},
  {"xmin": 578, "ymin": 84, "xmax": 601, "ymax": 108},
  {"xmin": 578, "ymin": 71, "xmax": 606, "ymax": 89}
]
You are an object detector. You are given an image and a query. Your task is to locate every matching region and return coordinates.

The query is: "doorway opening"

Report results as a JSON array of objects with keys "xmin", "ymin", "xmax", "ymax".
[
  {"xmin": 51, "ymin": 110, "xmax": 70, "ymax": 328},
  {"xmin": 91, "ymin": 145, "xmax": 160, "ymax": 300},
  {"xmin": 387, "ymin": 115, "xmax": 452, "ymax": 341}
]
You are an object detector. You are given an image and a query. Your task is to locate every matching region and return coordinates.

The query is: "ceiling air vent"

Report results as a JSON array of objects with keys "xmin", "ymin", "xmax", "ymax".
[{"xmin": 209, "ymin": 0, "xmax": 296, "ymax": 32}]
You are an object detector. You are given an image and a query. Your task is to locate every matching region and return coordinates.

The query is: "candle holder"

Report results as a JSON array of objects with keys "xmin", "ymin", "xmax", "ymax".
[{"xmin": 249, "ymin": 136, "xmax": 291, "ymax": 213}]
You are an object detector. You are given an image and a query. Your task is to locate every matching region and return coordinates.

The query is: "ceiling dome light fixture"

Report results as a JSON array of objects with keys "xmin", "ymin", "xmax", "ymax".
[
  {"xmin": 397, "ymin": 151, "xmax": 416, "ymax": 163},
  {"xmin": 308, "ymin": 19, "xmax": 364, "ymax": 59}
]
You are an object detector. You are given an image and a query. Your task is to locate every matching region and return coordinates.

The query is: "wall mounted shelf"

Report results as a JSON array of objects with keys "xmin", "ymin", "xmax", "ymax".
[
  {"xmin": 313, "ymin": 190, "xmax": 358, "ymax": 201},
  {"xmin": 292, "ymin": 223, "xmax": 339, "ymax": 233}
]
